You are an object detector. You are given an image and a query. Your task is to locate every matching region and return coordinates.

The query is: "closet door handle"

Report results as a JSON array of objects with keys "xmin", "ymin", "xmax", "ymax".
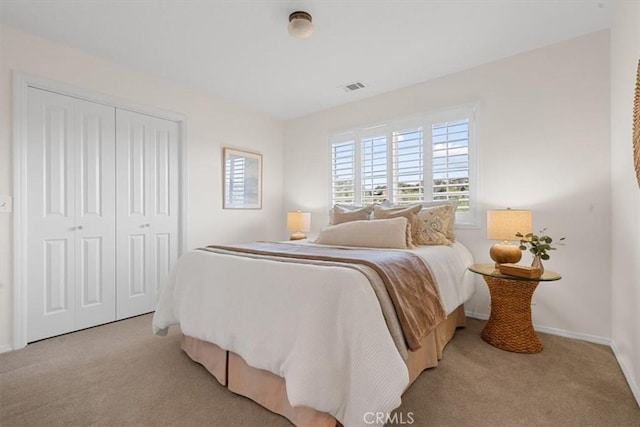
[
  {"xmin": 141, "ymin": 223, "xmax": 151, "ymax": 228},
  {"xmin": 71, "ymin": 225, "xmax": 84, "ymax": 231}
]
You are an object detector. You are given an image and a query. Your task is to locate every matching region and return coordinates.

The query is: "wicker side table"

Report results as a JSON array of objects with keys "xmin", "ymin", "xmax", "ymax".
[{"xmin": 468, "ymin": 264, "xmax": 562, "ymax": 354}]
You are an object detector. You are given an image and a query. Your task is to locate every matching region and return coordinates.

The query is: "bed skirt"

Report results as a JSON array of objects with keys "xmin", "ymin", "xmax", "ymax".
[{"xmin": 181, "ymin": 304, "xmax": 467, "ymax": 427}]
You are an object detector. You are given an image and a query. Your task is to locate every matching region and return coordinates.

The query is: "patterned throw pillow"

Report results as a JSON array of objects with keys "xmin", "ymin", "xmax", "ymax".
[
  {"xmin": 416, "ymin": 204, "xmax": 456, "ymax": 245},
  {"xmin": 330, "ymin": 204, "xmax": 374, "ymax": 225},
  {"xmin": 372, "ymin": 204, "xmax": 422, "ymax": 245},
  {"xmin": 420, "ymin": 201, "xmax": 457, "ymax": 242}
]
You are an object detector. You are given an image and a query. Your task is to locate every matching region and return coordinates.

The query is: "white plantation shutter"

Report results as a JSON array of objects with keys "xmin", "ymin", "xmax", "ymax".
[
  {"xmin": 431, "ymin": 119, "xmax": 470, "ymax": 212},
  {"xmin": 329, "ymin": 105, "xmax": 478, "ymax": 226},
  {"xmin": 331, "ymin": 133, "xmax": 356, "ymax": 205},
  {"xmin": 392, "ymin": 126, "xmax": 424, "ymax": 204},
  {"xmin": 361, "ymin": 126, "xmax": 388, "ymax": 205}
]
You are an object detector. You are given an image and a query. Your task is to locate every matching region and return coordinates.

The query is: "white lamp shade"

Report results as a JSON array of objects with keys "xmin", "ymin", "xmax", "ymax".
[
  {"xmin": 287, "ymin": 211, "xmax": 311, "ymax": 232},
  {"xmin": 487, "ymin": 209, "xmax": 532, "ymax": 241}
]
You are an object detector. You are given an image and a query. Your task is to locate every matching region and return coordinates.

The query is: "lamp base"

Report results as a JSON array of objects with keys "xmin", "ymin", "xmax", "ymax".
[
  {"xmin": 289, "ymin": 232, "xmax": 307, "ymax": 241},
  {"xmin": 489, "ymin": 242, "xmax": 522, "ymax": 266}
]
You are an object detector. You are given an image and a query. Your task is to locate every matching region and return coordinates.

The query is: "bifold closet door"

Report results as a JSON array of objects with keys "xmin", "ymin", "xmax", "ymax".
[
  {"xmin": 115, "ymin": 109, "xmax": 180, "ymax": 319},
  {"xmin": 26, "ymin": 87, "xmax": 116, "ymax": 342}
]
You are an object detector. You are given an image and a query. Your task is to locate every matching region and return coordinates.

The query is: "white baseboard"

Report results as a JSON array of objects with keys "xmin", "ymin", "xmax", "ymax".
[
  {"xmin": 465, "ymin": 310, "xmax": 640, "ymax": 407},
  {"xmin": 532, "ymin": 324, "xmax": 612, "ymax": 346},
  {"xmin": 464, "ymin": 310, "xmax": 487, "ymax": 320},
  {"xmin": 464, "ymin": 310, "xmax": 489, "ymax": 320},
  {"xmin": 0, "ymin": 344, "xmax": 13, "ymax": 354},
  {"xmin": 610, "ymin": 341, "xmax": 640, "ymax": 407},
  {"xmin": 464, "ymin": 310, "xmax": 611, "ymax": 345}
]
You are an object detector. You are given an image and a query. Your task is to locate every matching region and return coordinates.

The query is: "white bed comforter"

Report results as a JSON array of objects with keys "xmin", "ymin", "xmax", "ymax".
[{"xmin": 153, "ymin": 241, "xmax": 474, "ymax": 427}]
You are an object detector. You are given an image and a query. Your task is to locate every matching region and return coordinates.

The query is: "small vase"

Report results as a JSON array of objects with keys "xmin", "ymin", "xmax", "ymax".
[{"xmin": 531, "ymin": 255, "xmax": 544, "ymax": 275}]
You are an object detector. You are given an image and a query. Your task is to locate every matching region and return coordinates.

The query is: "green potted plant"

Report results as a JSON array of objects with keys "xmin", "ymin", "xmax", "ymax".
[{"xmin": 515, "ymin": 229, "xmax": 565, "ymax": 273}]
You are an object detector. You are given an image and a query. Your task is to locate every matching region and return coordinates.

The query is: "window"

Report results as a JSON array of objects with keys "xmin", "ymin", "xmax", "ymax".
[
  {"xmin": 393, "ymin": 126, "xmax": 424, "ymax": 204},
  {"xmin": 330, "ymin": 135, "xmax": 356, "ymax": 204},
  {"xmin": 361, "ymin": 127, "xmax": 387, "ymax": 205},
  {"xmin": 329, "ymin": 105, "xmax": 478, "ymax": 227},
  {"xmin": 432, "ymin": 119, "xmax": 470, "ymax": 211}
]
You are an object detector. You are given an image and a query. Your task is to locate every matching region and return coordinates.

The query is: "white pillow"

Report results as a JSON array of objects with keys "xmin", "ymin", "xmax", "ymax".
[{"xmin": 315, "ymin": 217, "xmax": 413, "ymax": 249}]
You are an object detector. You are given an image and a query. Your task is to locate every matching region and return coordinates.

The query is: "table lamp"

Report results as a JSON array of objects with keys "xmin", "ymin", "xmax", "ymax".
[
  {"xmin": 487, "ymin": 208, "xmax": 532, "ymax": 266},
  {"xmin": 287, "ymin": 210, "xmax": 311, "ymax": 240}
]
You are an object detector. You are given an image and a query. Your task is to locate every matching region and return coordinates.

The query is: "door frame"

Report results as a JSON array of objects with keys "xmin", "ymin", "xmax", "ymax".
[{"xmin": 12, "ymin": 72, "xmax": 187, "ymax": 349}]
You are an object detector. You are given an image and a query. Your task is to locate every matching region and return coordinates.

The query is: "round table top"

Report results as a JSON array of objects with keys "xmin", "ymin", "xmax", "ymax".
[{"xmin": 468, "ymin": 263, "xmax": 562, "ymax": 282}]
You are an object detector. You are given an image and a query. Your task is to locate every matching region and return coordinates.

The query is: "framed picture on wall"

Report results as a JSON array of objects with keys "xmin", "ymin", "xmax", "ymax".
[
  {"xmin": 634, "ymin": 59, "xmax": 640, "ymax": 188},
  {"xmin": 223, "ymin": 147, "xmax": 263, "ymax": 209}
]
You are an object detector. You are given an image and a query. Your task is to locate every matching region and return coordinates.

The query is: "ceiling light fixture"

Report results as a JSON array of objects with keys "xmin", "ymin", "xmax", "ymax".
[{"xmin": 288, "ymin": 11, "xmax": 313, "ymax": 39}]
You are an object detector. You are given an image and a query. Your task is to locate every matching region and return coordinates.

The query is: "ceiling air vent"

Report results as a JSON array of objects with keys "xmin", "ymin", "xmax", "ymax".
[{"xmin": 341, "ymin": 81, "xmax": 366, "ymax": 92}]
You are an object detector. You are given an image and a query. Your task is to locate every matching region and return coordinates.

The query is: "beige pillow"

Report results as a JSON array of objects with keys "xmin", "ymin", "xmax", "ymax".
[
  {"xmin": 316, "ymin": 217, "xmax": 414, "ymax": 249},
  {"xmin": 372, "ymin": 204, "xmax": 422, "ymax": 245},
  {"xmin": 416, "ymin": 204, "xmax": 456, "ymax": 245},
  {"xmin": 330, "ymin": 204, "xmax": 374, "ymax": 225}
]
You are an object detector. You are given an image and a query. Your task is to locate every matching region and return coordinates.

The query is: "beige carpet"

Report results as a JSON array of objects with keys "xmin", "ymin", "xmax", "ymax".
[{"xmin": 1, "ymin": 315, "xmax": 638, "ymax": 427}]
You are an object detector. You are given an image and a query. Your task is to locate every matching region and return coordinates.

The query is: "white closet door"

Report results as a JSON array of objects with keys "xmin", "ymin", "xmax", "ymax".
[
  {"xmin": 116, "ymin": 109, "xmax": 179, "ymax": 319},
  {"xmin": 74, "ymin": 99, "xmax": 117, "ymax": 330},
  {"xmin": 26, "ymin": 88, "xmax": 116, "ymax": 342}
]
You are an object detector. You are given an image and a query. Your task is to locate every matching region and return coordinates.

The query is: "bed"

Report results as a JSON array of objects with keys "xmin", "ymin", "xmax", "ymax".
[{"xmin": 152, "ymin": 236, "xmax": 474, "ymax": 427}]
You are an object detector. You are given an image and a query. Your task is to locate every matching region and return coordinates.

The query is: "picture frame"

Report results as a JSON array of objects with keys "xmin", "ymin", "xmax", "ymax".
[
  {"xmin": 634, "ymin": 59, "xmax": 640, "ymax": 188},
  {"xmin": 223, "ymin": 147, "xmax": 263, "ymax": 209}
]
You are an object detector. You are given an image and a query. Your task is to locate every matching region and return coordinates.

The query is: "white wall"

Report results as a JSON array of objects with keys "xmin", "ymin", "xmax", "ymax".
[
  {"xmin": 0, "ymin": 25, "xmax": 284, "ymax": 350},
  {"xmin": 284, "ymin": 31, "xmax": 611, "ymax": 341},
  {"xmin": 610, "ymin": 1, "xmax": 640, "ymax": 404}
]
